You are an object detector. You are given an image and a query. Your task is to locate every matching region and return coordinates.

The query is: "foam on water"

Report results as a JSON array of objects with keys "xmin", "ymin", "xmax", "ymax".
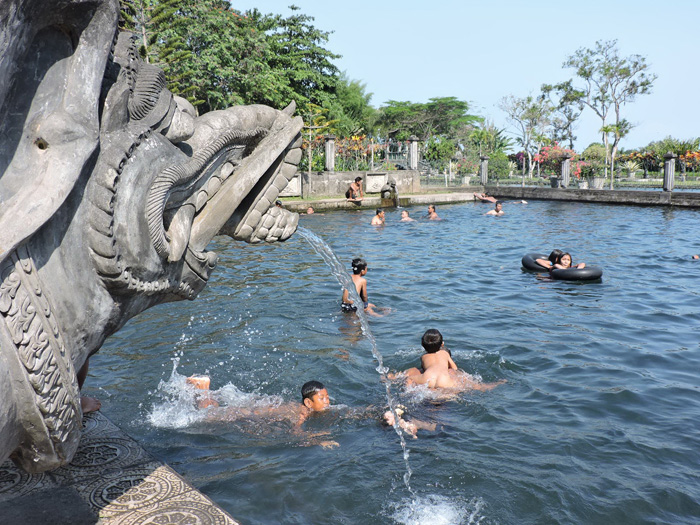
[
  {"xmin": 147, "ymin": 365, "xmax": 206, "ymax": 429},
  {"xmin": 390, "ymin": 494, "xmax": 486, "ymax": 525},
  {"xmin": 147, "ymin": 359, "xmax": 287, "ymax": 429}
]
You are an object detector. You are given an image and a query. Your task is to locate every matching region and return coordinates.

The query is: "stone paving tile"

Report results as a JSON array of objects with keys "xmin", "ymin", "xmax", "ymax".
[{"xmin": 0, "ymin": 412, "xmax": 239, "ymax": 524}]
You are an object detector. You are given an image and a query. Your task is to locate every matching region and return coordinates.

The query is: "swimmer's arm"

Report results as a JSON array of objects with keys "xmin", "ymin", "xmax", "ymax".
[
  {"xmin": 576, "ymin": 262, "xmax": 586, "ymax": 268},
  {"xmin": 471, "ymin": 379, "xmax": 507, "ymax": 392},
  {"xmin": 342, "ymin": 288, "xmax": 350, "ymax": 304},
  {"xmin": 447, "ymin": 354, "xmax": 459, "ymax": 371},
  {"xmin": 535, "ymin": 258, "xmax": 552, "ymax": 268}
]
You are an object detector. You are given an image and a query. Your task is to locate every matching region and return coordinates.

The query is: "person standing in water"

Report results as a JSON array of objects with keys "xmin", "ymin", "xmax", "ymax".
[
  {"xmin": 485, "ymin": 201, "xmax": 504, "ymax": 216},
  {"xmin": 427, "ymin": 205, "xmax": 441, "ymax": 220},
  {"xmin": 341, "ymin": 258, "xmax": 382, "ymax": 316},
  {"xmin": 371, "ymin": 208, "xmax": 385, "ymax": 226}
]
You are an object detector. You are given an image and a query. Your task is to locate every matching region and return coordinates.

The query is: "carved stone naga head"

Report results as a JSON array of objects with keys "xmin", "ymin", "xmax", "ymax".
[{"xmin": 0, "ymin": 0, "xmax": 302, "ymax": 471}]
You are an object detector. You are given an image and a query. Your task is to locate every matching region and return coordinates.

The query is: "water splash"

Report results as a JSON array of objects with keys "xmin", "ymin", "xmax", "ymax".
[
  {"xmin": 390, "ymin": 495, "xmax": 486, "ymax": 525},
  {"xmin": 296, "ymin": 226, "xmax": 414, "ymax": 491}
]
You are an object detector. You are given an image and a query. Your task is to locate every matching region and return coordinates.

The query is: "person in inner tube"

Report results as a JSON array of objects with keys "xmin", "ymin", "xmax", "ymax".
[
  {"xmin": 535, "ymin": 249, "xmax": 563, "ymax": 269},
  {"xmin": 551, "ymin": 252, "xmax": 586, "ymax": 270}
]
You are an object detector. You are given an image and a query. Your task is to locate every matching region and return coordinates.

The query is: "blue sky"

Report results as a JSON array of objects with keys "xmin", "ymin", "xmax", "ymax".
[{"xmin": 234, "ymin": 1, "xmax": 699, "ymax": 151}]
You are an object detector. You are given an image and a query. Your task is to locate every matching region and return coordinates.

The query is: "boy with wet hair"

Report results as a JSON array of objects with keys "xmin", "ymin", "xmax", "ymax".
[
  {"xmin": 370, "ymin": 208, "xmax": 385, "ymax": 225},
  {"xmin": 402, "ymin": 329, "xmax": 505, "ymax": 391},
  {"xmin": 301, "ymin": 380, "xmax": 330, "ymax": 411}
]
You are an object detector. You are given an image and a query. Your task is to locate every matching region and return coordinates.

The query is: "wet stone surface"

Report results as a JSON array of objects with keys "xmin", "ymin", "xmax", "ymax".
[{"xmin": 0, "ymin": 412, "xmax": 238, "ymax": 525}]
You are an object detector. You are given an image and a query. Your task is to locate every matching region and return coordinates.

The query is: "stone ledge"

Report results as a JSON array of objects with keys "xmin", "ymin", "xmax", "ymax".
[
  {"xmin": 484, "ymin": 186, "xmax": 700, "ymax": 208},
  {"xmin": 0, "ymin": 412, "xmax": 238, "ymax": 525}
]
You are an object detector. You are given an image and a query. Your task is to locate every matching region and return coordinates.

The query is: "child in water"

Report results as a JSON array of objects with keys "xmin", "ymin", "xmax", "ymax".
[
  {"xmin": 341, "ymin": 257, "xmax": 381, "ymax": 316},
  {"xmin": 535, "ymin": 249, "xmax": 563, "ymax": 269},
  {"xmin": 551, "ymin": 252, "xmax": 585, "ymax": 270},
  {"xmin": 188, "ymin": 377, "xmax": 432, "ymax": 441},
  {"xmin": 401, "ymin": 329, "xmax": 505, "ymax": 391}
]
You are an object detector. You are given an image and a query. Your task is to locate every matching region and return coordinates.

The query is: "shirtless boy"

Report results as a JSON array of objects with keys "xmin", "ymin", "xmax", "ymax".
[
  {"xmin": 345, "ymin": 177, "xmax": 364, "ymax": 202},
  {"xmin": 403, "ymin": 329, "xmax": 505, "ymax": 391},
  {"xmin": 486, "ymin": 201, "xmax": 504, "ymax": 216},
  {"xmin": 189, "ymin": 377, "xmax": 338, "ymax": 447},
  {"xmin": 371, "ymin": 208, "xmax": 385, "ymax": 226},
  {"xmin": 341, "ymin": 257, "xmax": 381, "ymax": 316},
  {"xmin": 400, "ymin": 210, "xmax": 415, "ymax": 222},
  {"xmin": 190, "ymin": 378, "xmax": 431, "ymax": 442}
]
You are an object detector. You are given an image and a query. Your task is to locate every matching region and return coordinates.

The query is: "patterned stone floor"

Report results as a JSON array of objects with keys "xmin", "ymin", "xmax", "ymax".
[{"xmin": 0, "ymin": 412, "xmax": 239, "ymax": 525}]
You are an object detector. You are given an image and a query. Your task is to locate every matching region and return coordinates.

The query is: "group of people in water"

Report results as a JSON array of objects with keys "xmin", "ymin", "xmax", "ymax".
[
  {"xmin": 369, "ymin": 205, "xmax": 440, "ymax": 225},
  {"xmin": 187, "ymin": 246, "xmax": 506, "ymax": 443}
]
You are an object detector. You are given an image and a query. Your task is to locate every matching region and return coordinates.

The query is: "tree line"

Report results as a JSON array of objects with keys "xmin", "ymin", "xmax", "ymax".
[{"xmin": 119, "ymin": 2, "xmax": 695, "ymax": 182}]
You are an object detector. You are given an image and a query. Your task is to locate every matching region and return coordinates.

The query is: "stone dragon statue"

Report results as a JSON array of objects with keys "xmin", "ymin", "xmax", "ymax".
[{"xmin": 0, "ymin": 0, "xmax": 302, "ymax": 472}]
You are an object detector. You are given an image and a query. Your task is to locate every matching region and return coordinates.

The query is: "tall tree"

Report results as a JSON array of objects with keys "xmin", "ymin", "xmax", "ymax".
[
  {"xmin": 323, "ymin": 73, "xmax": 377, "ymax": 136},
  {"xmin": 260, "ymin": 5, "xmax": 340, "ymax": 113},
  {"xmin": 563, "ymin": 39, "xmax": 656, "ymax": 188},
  {"xmin": 499, "ymin": 95, "xmax": 552, "ymax": 180},
  {"xmin": 376, "ymin": 97, "xmax": 480, "ymax": 142},
  {"xmin": 540, "ymin": 80, "xmax": 583, "ymax": 150}
]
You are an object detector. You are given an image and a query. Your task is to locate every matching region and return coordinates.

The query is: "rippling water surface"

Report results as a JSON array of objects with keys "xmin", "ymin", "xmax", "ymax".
[{"xmin": 89, "ymin": 200, "xmax": 700, "ymax": 524}]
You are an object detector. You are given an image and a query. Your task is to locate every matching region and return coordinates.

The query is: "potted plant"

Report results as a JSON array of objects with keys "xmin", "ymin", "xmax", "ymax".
[{"xmin": 579, "ymin": 161, "xmax": 605, "ymax": 189}]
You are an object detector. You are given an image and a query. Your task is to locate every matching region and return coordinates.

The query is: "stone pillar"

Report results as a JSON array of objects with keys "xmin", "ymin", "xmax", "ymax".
[
  {"xmin": 324, "ymin": 135, "xmax": 335, "ymax": 172},
  {"xmin": 561, "ymin": 154, "xmax": 572, "ymax": 188},
  {"xmin": 663, "ymin": 152, "xmax": 677, "ymax": 192},
  {"xmin": 480, "ymin": 155, "xmax": 489, "ymax": 185},
  {"xmin": 408, "ymin": 135, "xmax": 419, "ymax": 170}
]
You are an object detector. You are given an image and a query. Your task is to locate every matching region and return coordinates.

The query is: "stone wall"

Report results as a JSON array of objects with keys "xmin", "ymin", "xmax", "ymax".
[
  {"xmin": 279, "ymin": 170, "xmax": 420, "ymax": 198},
  {"xmin": 485, "ymin": 186, "xmax": 700, "ymax": 208}
]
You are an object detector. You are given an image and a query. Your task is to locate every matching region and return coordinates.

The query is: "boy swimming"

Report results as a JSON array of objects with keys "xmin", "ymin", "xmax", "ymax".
[
  {"xmin": 401, "ymin": 329, "xmax": 505, "ymax": 391},
  {"xmin": 188, "ymin": 377, "xmax": 432, "ymax": 442}
]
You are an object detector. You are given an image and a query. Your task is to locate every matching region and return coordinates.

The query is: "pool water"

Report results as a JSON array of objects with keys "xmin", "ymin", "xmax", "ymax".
[{"xmin": 88, "ymin": 200, "xmax": 700, "ymax": 524}]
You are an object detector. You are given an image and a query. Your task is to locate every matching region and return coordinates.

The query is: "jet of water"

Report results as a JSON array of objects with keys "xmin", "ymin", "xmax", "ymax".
[{"xmin": 296, "ymin": 226, "xmax": 414, "ymax": 492}]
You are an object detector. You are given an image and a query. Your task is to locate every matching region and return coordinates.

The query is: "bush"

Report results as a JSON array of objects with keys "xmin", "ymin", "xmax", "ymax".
[{"xmin": 487, "ymin": 153, "xmax": 512, "ymax": 178}]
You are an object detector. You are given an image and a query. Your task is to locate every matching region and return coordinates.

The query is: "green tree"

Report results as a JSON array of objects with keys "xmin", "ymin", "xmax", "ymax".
[
  {"xmin": 261, "ymin": 5, "xmax": 340, "ymax": 113},
  {"xmin": 423, "ymin": 137, "xmax": 456, "ymax": 172},
  {"xmin": 540, "ymin": 80, "xmax": 583, "ymax": 149},
  {"xmin": 377, "ymin": 97, "xmax": 480, "ymax": 142},
  {"xmin": 563, "ymin": 39, "xmax": 656, "ymax": 188},
  {"xmin": 499, "ymin": 94, "xmax": 552, "ymax": 180},
  {"xmin": 323, "ymin": 73, "xmax": 377, "ymax": 137}
]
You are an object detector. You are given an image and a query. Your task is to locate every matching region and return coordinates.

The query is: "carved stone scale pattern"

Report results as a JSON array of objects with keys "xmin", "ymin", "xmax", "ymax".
[{"xmin": 0, "ymin": 245, "xmax": 81, "ymax": 466}]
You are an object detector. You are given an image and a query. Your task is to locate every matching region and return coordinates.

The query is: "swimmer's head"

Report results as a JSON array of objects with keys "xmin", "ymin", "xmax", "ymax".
[
  {"xmin": 355, "ymin": 176, "xmax": 363, "ymax": 183},
  {"xmin": 421, "ymin": 329, "xmax": 443, "ymax": 353},
  {"xmin": 401, "ymin": 210, "xmax": 409, "ymax": 218},
  {"xmin": 428, "ymin": 205, "xmax": 435, "ymax": 213},
  {"xmin": 275, "ymin": 200, "xmax": 283, "ymax": 208},
  {"xmin": 558, "ymin": 252, "xmax": 572, "ymax": 268},
  {"xmin": 548, "ymin": 249, "xmax": 563, "ymax": 264},
  {"xmin": 351, "ymin": 257, "xmax": 367, "ymax": 275},
  {"xmin": 376, "ymin": 208, "xmax": 384, "ymax": 216},
  {"xmin": 301, "ymin": 380, "xmax": 330, "ymax": 411},
  {"xmin": 495, "ymin": 201, "xmax": 502, "ymax": 210}
]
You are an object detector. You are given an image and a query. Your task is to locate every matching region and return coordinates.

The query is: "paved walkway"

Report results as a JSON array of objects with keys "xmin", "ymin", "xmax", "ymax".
[{"xmin": 0, "ymin": 412, "xmax": 238, "ymax": 525}]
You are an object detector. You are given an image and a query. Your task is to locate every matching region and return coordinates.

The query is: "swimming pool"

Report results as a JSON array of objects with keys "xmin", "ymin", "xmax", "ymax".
[{"xmin": 89, "ymin": 200, "xmax": 700, "ymax": 524}]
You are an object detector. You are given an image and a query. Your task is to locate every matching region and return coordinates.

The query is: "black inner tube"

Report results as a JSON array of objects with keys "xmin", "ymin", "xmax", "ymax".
[{"xmin": 521, "ymin": 252, "xmax": 603, "ymax": 281}]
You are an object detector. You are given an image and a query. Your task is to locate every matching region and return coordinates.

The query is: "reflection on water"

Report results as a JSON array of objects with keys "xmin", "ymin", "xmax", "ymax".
[{"xmin": 90, "ymin": 201, "xmax": 700, "ymax": 524}]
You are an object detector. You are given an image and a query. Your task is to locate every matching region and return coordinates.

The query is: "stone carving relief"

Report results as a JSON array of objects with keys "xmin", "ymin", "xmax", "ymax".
[{"xmin": 0, "ymin": 0, "xmax": 302, "ymax": 472}]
